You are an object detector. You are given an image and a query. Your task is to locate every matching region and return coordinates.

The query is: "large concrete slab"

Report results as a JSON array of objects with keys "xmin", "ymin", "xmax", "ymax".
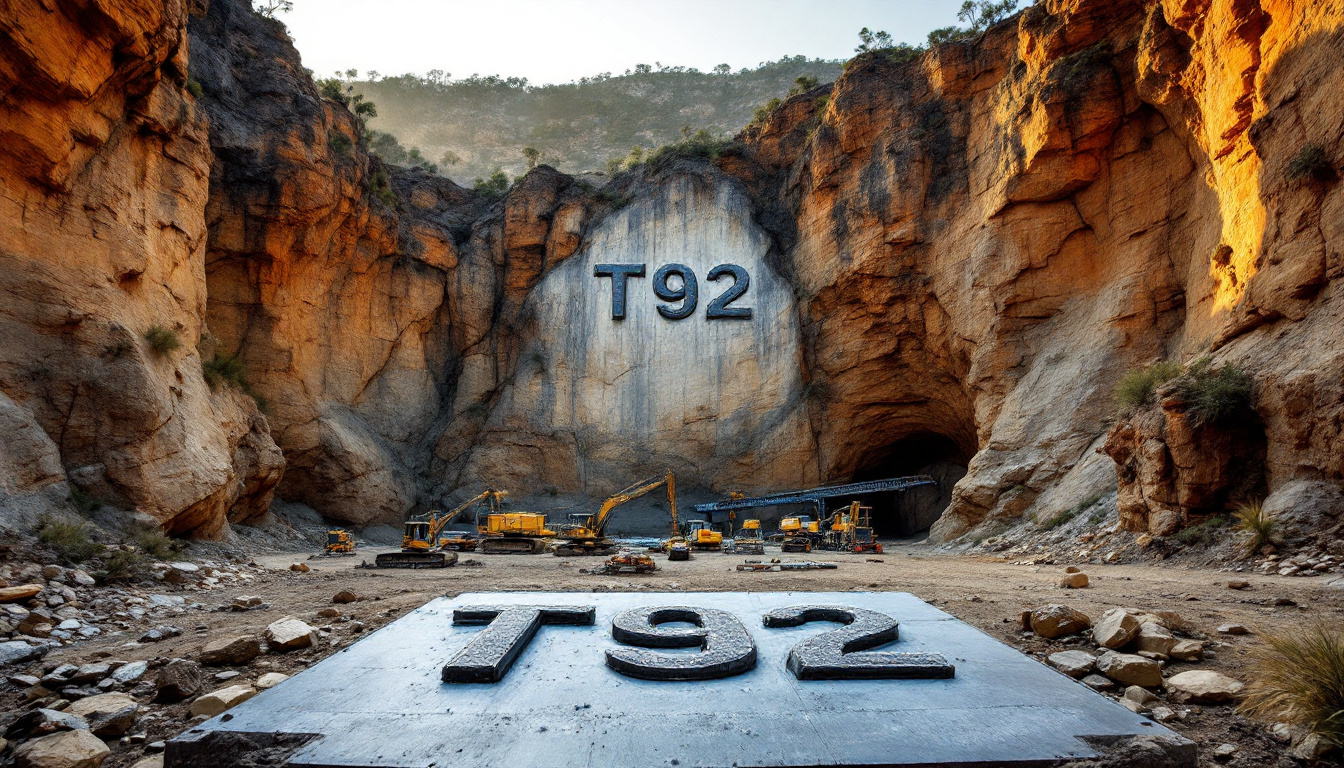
[{"xmin": 167, "ymin": 592, "xmax": 1195, "ymax": 767}]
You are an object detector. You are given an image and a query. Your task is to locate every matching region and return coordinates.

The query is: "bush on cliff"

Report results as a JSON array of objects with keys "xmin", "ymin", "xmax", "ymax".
[
  {"xmin": 144, "ymin": 325, "xmax": 181, "ymax": 356},
  {"xmin": 1113, "ymin": 360, "xmax": 1182, "ymax": 412},
  {"xmin": 1172, "ymin": 357, "xmax": 1253, "ymax": 427},
  {"xmin": 473, "ymin": 169, "xmax": 510, "ymax": 198},
  {"xmin": 644, "ymin": 128, "xmax": 734, "ymax": 172},
  {"xmin": 1286, "ymin": 144, "xmax": 1335, "ymax": 183},
  {"xmin": 202, "ymin": 354, "xmax": 267, "ymax": 411}
]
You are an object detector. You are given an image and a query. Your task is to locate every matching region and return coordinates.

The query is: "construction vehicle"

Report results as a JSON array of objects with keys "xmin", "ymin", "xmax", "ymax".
[
  {"xmin": 316, "ymin": 529, "xmax": 356, "ymax": 557},
  {"xmin": 374, "ymin": 489, "xmax": 503, "ymax": 568},
  {"xmin": 554, "ymin": 473, "xmax": 678, "ymax": 557},
  {"xmin": 779, "ymin": 515, "xmax": 822, "ymax": 553},
  {"xmin": 732, "ymin": 519, "xmax": 764, "ymax": 555},
  {"xmin": 590, "ymin": 550, "xmax": 658, "ymax": 574},
  {"xmin": 686, "ymin": 520, "xmax": 723, "ymax": 551},
  {"xmin": 824, "ymin": 501, "xmax": 883, "ymax": 553},
  {"xmin": 479, "ymin": 511, "xmax": 555, "ymax": 554}
]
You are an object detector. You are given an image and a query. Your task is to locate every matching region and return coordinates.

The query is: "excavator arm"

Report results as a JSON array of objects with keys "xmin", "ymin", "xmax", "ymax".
[
  {"xmin": 589, "ymin": 473, "xmax": 675, "ymax": 538},
  {"xmin": 430, "ymin": 489, "xmax": 507, "ymax": 541}
]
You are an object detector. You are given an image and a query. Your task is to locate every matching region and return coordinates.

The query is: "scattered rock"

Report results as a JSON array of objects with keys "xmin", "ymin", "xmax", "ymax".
[
  {"xmin": 1212, "ymin": 743, "xmax": 1237, "ymax": 762},
  {"xmin": 332, "ymin": 590, "xmax": 361, "ymax": 604},
  {"xmin": 1273, "ymin": 597, "xmax": 1296, "ymax": 607},
  {"xmin": 1064, "ymin": 566, "xmax": 1081, "ymax": 574},
  {"xmin": 231, "ymin": 596, "xmax": 263, "ymax": 610},
  {"xmin": 1217, "ymin": 624, "xmax": 1250, "ymax": 636},
  {"xmin": 1096, "ymin": 652, "xmax": 1163, "ymax": 688},
  {"xmin": 1059, "ymin": 573, "xmax": 1089, "ymax": 589},
  {"xmin": 1149, "ymin": 706, "xmax": 1178, "ymax": 723},
  {"xmin": 1169, "ymin": 640, "xmax": 1203, "ymax": 662},
  {"xmin": 255, "ymin": 672, "xmax": 288, "ymax": 689},
  {"xmin": 1270, "ymin": 723, "xmax": 1293, "ymax": 743},
  {"xmin": 1029, "ymin": 604, "xmax": 1091, "ymax": 639},
  {"xmin": 1123, "ymin": 686, "xmax": 1159, "ymax": 706},
  {"xmin": 111, "ymin": 661, "xmax": 148, "ymax": 684},
  {"xmin": 215, "ymin": 670, "xmax": 241, "ymax": 682},
  {"xmin": 155, "ymin": 659, "xmax": 203, "ymax": 702},
  {"xmin": 70, "ymin": 571, "xmax": 96, "ymax": 587},
  {"xmin": 5, "ymin": 708, "xmax": 89, "ymax": 740},
  {"xmin": 1165, "ymin": 670, "xmax": 1244, "ymax": 704},
  {"xmin": 68, "ymin": 692, "xmax": 139, "ymax": 737},
  {"xmin": 1081, "ymin": 674, "xmax": 1114, "ymax": 691},
  {"xmin": 68, "ymin": 663, "xmax": 110, "ymax": 684},
  {"xmin": 1047, "ymin": 650, "xmax": 1095, "ymax": 678},
  {"xmin": 199, "ymin": 635, "xmax": 261, "ymax": 666},
  {"xmin": 1226, "ymin": 581, "xmax": 1249, "ymax": 590},
  {"xmin": 1093, "ymin": 609, "xmax": 1141, "ymax": 650},
  {"xmin": 13, "ymin": 729, "xmax": 110, "ymax": 768},
  {"xmin": 0, "ymin": 584, "xmax": 44, "ymax": 603},
  {"xmin": 316, "ymin": 608, "xmax": 340, "ymax": 619},
  {"xmin": 289, "ymin": 563, "xmax": 310, "ymax": 573},
  {"xmin": 189, "ymin": 684, "xmax": 258, "ymax": 717},
  {"xmin": 265, "ymin": 617, "xmax": 317, "ymax": 651},
  {"xmin": 129, "ymin": 758, "xmax": 164, "ymax": 768},
  {"xmin": 0, "ymin": 640, "xmax": 44, "ymax": 666},
  {"xmin": 1135, "ymin": 622, "xmax": 1177, "ymax": 657},
  {"xmin": 1291, "ymin": 733, "xmax": 1337, "ymax": 760},
  {"xmin": 139, "ymin": 626, "xmax": 183, "ymax": 643}
]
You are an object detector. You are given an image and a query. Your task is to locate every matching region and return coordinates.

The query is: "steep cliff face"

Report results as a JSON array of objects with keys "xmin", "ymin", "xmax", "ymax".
[
  {"xmin": 0, "ymin": 0, "xmax": 282, "ymax": 536},
  {"xmin": 4, "ymin": 0, "xmax": 1341, "ymax": 543},
  {"xmin": 739, "ymin": 0, "xmax": 1344, "ymax": 541}
]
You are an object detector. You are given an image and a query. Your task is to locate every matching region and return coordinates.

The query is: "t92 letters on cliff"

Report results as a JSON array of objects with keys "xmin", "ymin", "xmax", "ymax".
[{"xmin": 594, "ymin": 262, "xmax": 753, "ymax": 320}]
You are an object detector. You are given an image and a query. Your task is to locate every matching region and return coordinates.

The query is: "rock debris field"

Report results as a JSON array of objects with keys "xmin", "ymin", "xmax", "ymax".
[{"xmin": 1, "ymin": 544, "xmax": 1342, "ymax": 767}]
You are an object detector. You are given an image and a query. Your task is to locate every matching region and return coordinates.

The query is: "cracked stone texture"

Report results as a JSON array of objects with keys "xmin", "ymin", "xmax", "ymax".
[
  {"xmin": 606, "ymin": 605, "xmax": 758, "ymax": 681},
  {"xmin": 444, "ymin": 605, "xmax": 595, "ymax": 683}
]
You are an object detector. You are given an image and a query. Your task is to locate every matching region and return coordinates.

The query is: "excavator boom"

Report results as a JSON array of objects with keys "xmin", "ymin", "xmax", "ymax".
[{"xmin": 555, "ymin": 473, "xmax": 677, "ymax": 556}]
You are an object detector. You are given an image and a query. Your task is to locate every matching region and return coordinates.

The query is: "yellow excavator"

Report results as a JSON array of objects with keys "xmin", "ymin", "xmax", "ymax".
[
  {"xmin": 824, "ymin": 501, "xmax": 882, "ymax": 553},
  {"xmin": 732, "ymin": 518, "xmax": 764, "ymax": 554},
  {"xmin": 554, "ymin": 473, "xmax": 677, "ymax": 556},
  {"xmin": 478, "ymin": 509, "xmax": 555, "ymax": 554},
  {"xmin": 686, "ymin": 520, "xmax": 723, "ymax": 551},
  {"xmin": 780, "ymin": 514, "xmax": 822, "ymax": 553},
  {"xmin": 660, "ymin": 486, "xmax": 692, "ymax": 561},
  {"xmin": 374, "ymin": 489, "xmax": 504, "ymax": 568}
]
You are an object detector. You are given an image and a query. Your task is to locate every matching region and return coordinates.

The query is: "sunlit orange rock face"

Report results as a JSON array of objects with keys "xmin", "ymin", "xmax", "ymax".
[
  {"xmin": 745, "ymin": 0, "xmax": 1344, "ymax": 539},
  {"xmin": 0, "ymin": 0, "xmax": 282, "ymax": 537},
  {"xmin": 2, "ymin": 0, "xmax": 1342, "ymax": 539}
]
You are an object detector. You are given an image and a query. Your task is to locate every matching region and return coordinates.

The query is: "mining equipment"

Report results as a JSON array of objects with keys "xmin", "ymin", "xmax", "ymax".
[
  {"xmin": 824, "ymin": 501, "xmax": 883, "ymax": 553},
  {"xmin": 554, "ymin": 473, "xmax": 677, "ymax": 556},
  {"xmin": 779, "ymin": 515, "xmax": 822, "ymax": 553},
  {"xmin": 731, "ymin": 519, "xmax": 765, "ymax": 555},
  {"xmin": 478, "ymin": 511, "xmax": 555, "ymax": 554},
  {"xmin": 374, "ymin": 489, "xmax": 502, "ymax": 568},
  {"xmin": 595, "ymin": 550, "xmax": 658, "ymax": 574},
  {"xmin": 686, "ymin": 520, "xmax": 723, "ymax": 551},
  {"xmin": 317, "ymin": 529, "xmax": 356, "ymax": 557}
]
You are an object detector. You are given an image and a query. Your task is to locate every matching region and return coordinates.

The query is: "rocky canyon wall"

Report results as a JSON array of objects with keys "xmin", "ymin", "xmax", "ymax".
[{"xmin": 2, "ymin": 0, "xmax": 1341, "ymax": 542}]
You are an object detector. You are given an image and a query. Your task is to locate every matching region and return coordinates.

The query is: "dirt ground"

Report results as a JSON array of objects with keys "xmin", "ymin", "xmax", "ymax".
[{"xmin": 12, "ymin": 541, "xmax": 1344, "ymax": 767}]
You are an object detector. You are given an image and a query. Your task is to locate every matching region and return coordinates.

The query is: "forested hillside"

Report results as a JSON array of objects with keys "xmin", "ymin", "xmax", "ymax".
[{"xmin": 342, "ymin": 57, "xmax": 843, "ymax": 183}]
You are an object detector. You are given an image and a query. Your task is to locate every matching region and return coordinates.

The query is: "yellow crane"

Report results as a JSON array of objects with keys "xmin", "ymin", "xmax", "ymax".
[
  {"xmin": 375, "ymin": 489, "xmax": 504, "ymax": 568},
  {"xmin": 554, "ymin": 473, "xmax": 677, "ymax": 556}
]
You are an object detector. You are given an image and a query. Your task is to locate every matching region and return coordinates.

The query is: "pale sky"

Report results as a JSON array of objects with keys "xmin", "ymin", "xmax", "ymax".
[{"xmin": 283, "ymin": 0, "xmax": 967, "ymax": 85}]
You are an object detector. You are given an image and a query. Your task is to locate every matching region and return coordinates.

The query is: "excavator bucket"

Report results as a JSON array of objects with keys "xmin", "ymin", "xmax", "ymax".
[{"xmin": 373, "ymin": 551, "xmax": 458, "ymax": 569}]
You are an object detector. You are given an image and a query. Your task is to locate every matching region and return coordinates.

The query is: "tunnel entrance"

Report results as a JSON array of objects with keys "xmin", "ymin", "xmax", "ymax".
[{"xmin": 847, "ymin": 432, "xmax": 969, "ymax": 539}]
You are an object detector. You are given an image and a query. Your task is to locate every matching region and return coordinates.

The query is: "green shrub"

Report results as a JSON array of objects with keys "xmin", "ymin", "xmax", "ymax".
[
  {"xmin": 1114, "ymin": 360, "xmax": 1183, "ymax": 412},
  {"xmin": 370, "ymin": 167, "xmax": 397, "ymax": 207},
  {"xmin": 329, "ymin": 131, "xmax": 353, "ymax": 158},
  {"xmin": 750, "ymin": 98, "xmax": 783, "ymax": 127},
  {"xmin": 1174, "ymin": 514, "xmax": 1230, "ymax": 546},
  {"xmin": 144, "ymin": 325, "xmax": 181, "ymax": 356},
  {"xmin": 1242, "ymin": 622, "xmax": 1344, "ymax": 746},
  {"xmin": 1173, "ymin": 357, "xmax": 1253, "ymax": 427},
  {"xmin": 68, "ymin": 486, "xmax": 100, "ymax": 514},
  {"xmin": 132, "ymin": 524, "xmax": 183, "ymax": 560},
  {"xmin": 1235, "ymin": 500, "xmax": 1274, "ymax": 556},
  {"xmin": 1286, "ymin": 144, "xmax": 1334, "ymax": 183},
  {"xmin": 94, "ymin": 548, "xmax": 149, "ymax": 583},
  {"xmin": 38, "ymin": 519, "xmax": 102, "ymax": 565},
  {"xmin": 788, "ymin": 76, "xmax": 819, "ymax": 96},
  {"xmin": 645, "ymin": 129, "xmax": 734, "ymax": 172},
  {"xmin": 473, "ymin": 169, "xmax": 510, "ymax": 198},
  {"xmin": 185, "ymin": 78, "xmax": 203, "ymax": 99},
  {"xmin": 202, "ymin": 353, "xmax": 267, "ymax": 411}
]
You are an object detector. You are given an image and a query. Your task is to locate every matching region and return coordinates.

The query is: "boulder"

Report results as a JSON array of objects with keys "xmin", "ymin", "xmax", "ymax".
[
  {"xmin": 139, "ymin": 626, "xmax": 182, "ymax": 643},
  {"xmin": 0, "ymin": 640, "xmax": 43, "ymax": 666},
  {"xmin": 331, "ymin": 590, "xmax": 361, "ymax": 604},
  {"xmin": 68, "ymin": 663, "xmax": 111, "ymax": 684},
  {"xmin": 1217, "ymin": 624, "xmax": 1250, "ymax": 635},
  {"xmin": 189, "ymin": 684, "xmax": 258, "ymax": 717},
  {"xmin": 1169, "ymin": 640, "xmax": 1204, "ymax": 662},
  {"xmin": 1226, "ymin": 580, "xmax": 1249, "ymax": 590},
  {"xmin": 71, "ymin": 571, "xmax": 96, "ymax": 587},
  {"xmin": 130, "ymin": 759, "xmax": 164, "ymax": 768},
  {"xmin": 1135, "ymin": 622, "xmax": 1178, "ymax": 656},
  {"xmin": 199, "ymin": 636, "xmax": 261, "ymax": 666},
  {"xmin": 154, "ymin": 659, "xmax": 203, "ymax": 702},
  {"xmin": 4, "ymin": 708, "xmax": 88, "ymax": 740},
  {"xmin": 265, "ymin": 617, "xmax": 317, "ymax": 651},
  {"xmin": 255, "ymin": 672, "xmax": 289, "ymax": 689},
  {"xmin": 110, "ymin": 660, "xmax": 148, "ymax": 684},
  {"xmin": 1047, "ymin": 650, "xmax": 1095, "ymax": 678},
  {"xmin": 1081, "ymin": 674, "xmax": 1114, "ymax": 690},
  {"xmin": 1093, "ymin": 609, "xmax": 1141, "ymax": 649},
  {"xmin": 1096, "ymin": 652, "xmax": 1163, "ymax": 688},
  {"xmin": 1123, "ymin": 685, "xmax": 1159, "ymax": 706},
  {"xmin": 1059, "ymin": 573, "xmax": 1089, "ymax": 589},
  {"xmin": 68, "ymin": 692, "xmax": 139, "ymax": 737},
  {"xmin": 1165, "ymin": 670, "xmax": 1245, "ymax": 704},
  {"xmin": 13, "ymin": 729, "xmax": 110, "ymax": 768},
  {"xmin": 0, "ymin": 584, "xmax": 43, "ymax": 603},
  {"xmin": 1029, "ymin": 604, "xmax": 1091, "ymax": 639},
  {"xmin": 289, "ymin": 563, "xmax": 310, "ymax": 573}
]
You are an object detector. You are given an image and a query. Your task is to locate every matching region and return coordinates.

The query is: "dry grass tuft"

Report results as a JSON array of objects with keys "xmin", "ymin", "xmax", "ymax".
[
  {"xmin": 1234, "ymin": 500, "xmax": 1275, "ymax": 557},
  {"xmin": 1242, "ymin": 622, "xmax": 1344, "ymax": 746}
]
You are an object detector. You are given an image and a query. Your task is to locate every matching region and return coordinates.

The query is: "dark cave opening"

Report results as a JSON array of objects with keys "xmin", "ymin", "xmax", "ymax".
[{"xmin": 847, "ymin": 431, "xmax": 969, "ymax": 539}]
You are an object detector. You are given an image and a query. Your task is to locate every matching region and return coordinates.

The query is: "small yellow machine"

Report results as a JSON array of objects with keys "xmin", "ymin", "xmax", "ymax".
[
  {"xmin": 825, "ymin": 501, "xmax": 882, "ymax": 553},
  {"xmin": 555, "ymin": 473, "xmax": 678, "ymax": 556},
  {"xmin": 779, "ymin": 515, "xmax": 820, "ymax": 553},
  {"xmin": 375, "ymin": 489, "xmax": 503, "ymax": 568},
  {"xmin": 320, "ymin": 529, "xmax": 356, "ymax": 556},
  {"xmin": 686, "ymin": 520, "xmax": 723, "ymax": 551},
  {"xmin": 479, "ymin": 511, "xmax": 555, "ymax": 554},
  {"xmin": 732, "ymin": 518, "xmax": 764, "ymax": 555}
]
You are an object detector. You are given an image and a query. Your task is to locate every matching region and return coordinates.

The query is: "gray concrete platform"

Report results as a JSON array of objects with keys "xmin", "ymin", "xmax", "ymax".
[{"xmin": 166, "ymin": 592, "xmax": 1195, "ymax": 767}]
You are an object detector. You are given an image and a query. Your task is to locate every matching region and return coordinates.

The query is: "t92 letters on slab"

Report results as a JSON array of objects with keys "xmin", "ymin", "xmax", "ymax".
[{"xmin": 594, "ymin": 263, "xmax": 752, "ymax": 320}]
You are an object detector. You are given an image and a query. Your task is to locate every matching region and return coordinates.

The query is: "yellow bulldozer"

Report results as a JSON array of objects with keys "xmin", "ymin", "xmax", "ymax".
[
  {"xmin": 375, "ymin": 489, "xmax": 504, "ymax": 568},
  {"xmin": 478, "ymin": 510, "xmax": 555, "ymax": 554},
  {"xmin": 554, "ymin": 473, "xmax": 677, "ymax": 557}
]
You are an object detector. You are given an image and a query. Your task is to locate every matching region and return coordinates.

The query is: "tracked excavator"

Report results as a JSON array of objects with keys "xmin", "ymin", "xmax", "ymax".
[
  {"xmin": 554, "ymin": 473, "xmax": 677, "ymax": 557},
  {"xmin": 374, "ymin": 489, "xmax": 504, "ymax": 568},
  {"xmin": 823, "ymin": 501, "xmax": 882, "ymax": 553},
  {"xmin": 478, "ymin": 509, "xmax": 555, "ymax": 554}
]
